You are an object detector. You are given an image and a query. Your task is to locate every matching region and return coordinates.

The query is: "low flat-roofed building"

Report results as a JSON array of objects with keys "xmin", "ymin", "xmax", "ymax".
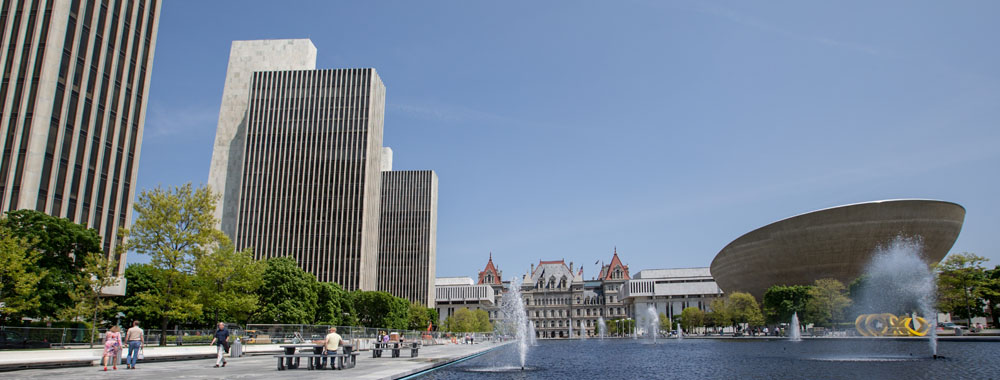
[
  {"xmin": 622, "ymin": 267, "xmax": 723, "ymax": 323},
  {"xmin": 434, "ymin": 277, "xmax": 495, "ymax": 325}
]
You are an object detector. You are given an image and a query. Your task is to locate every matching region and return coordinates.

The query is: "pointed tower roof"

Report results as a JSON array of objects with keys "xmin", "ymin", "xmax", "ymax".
[
  {"xmin": 598, "ymin": 247, "xmax": 630, "ymax": 280},
  {"xmin": 477, "ymin": 252, "xmax": 502, "ymax": 285}
]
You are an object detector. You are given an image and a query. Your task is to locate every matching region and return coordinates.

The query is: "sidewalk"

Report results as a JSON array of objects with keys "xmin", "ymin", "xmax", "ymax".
[
  {"xmin": 0, "ymin": 344, "xmax": 285, "ymax": 370},
  {"xmin": 1, "ymin": 341, "xmax": 511, "ymax": 379}
]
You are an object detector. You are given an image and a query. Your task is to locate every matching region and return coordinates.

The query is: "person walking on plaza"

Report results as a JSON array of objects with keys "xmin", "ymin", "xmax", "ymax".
[
  {"xmin": 209, "ymin": 322, "xmax": 231, "ymax": 368},
  {"xmin": 321, "ymin": 327, "xmax": 343, "ymax": 368},
  {"xmin": 102, "ymin": 326, "xmax": 123, "ymax": 371},
  {"xmin": 125, "ymin": 321, "xmax": 144, "ymax": 369}
]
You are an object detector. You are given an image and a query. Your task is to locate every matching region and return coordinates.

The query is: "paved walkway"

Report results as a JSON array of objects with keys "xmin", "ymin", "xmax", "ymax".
[
  {"xmin": 0, "ymin": 344, "xmax": 288, "ymax": 369},
  {"xmin": 1, "ymin": 342, "xmax": 509, "ymax": 380}
]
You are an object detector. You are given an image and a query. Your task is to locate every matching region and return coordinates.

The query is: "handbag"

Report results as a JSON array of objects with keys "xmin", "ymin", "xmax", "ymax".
[{"xmin": 137, "ymin": 347, "xmax": 144, "ymax": 360}]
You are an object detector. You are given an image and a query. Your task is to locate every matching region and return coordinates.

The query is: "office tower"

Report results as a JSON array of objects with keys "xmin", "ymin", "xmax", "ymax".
[
  {"xmin": 208, "ymin": 40, "xmax": 386, "ymax": 291},
  {"xmin": 0, "ymin": 0, "xmax": 161, "ymax": 287},
  {"xmin": 207, "ymin": 39, "xmax": 316, "ymax": 239},
  {"xmin": 377, "ymin": 170, "xmax": 438, "ymax": 307}
]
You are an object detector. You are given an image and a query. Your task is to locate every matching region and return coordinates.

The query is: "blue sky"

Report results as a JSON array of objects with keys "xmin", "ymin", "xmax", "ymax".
[{"xmin": 135, "ymin": 0, "xmax": 1000, "ymax": 279}]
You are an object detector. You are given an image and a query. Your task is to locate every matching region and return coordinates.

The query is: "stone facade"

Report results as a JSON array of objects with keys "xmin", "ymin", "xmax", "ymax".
[
  {"xmin": 471, "ymin": 250, "xmax": 632, "ymax": 339},
  {"xmin": 0, "ymin": 0, "xmax": 162, "ymax": 292},
  {"xmin": 207, "ymin": 39, "xmax": 316, "ymax": 239}
]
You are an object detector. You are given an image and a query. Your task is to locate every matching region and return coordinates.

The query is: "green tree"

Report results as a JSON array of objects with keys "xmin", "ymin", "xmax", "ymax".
[
  {"xmin": 607, "ymin": 318, "xmax": 635, "ymax": 336},
  {"xmin": 0, "ymin": 226, "xmax": 42, "ymax": 324},
  {"xmin": 804, "ymin": 278, "xmax": 852, "ymax": 328},
  {"xmin": 314, "ymin": 281, "xmax": 355, "ymax": 326},
  {"xmin": 256, "ymin": 257, "xmax": 317, "ymax": 324},
  {"xmin": 408, "ymin": 302, "xmax": 430, "ymax": 331},
  {"xmin": 708, "ymin": 297, "xmax": 732, "ymax": 328},
  {"xmin": 680, "ymin": 307, "xmax": 706, "ymax": 332},
  {"xmin": 2, "ymin": 209, "xmax": 102, "ymax": 319},
  {"xmin": 427, "ymin": 308, "xmax": 439, "ymax": 330},
  {"xmin": 351, "ymin": 291, "xmax": 410, "ymax": 329},
  {"xmin": 473, "ymin": 309, "xmax": 492, "ymax": 332},
  {"xmin": 728, "ymin": 292, "xmax": 765, "ymax": 328},
  {"xmin": 445, "ymin": 308, "xmax": 484, "ymax": 332},
  {"xmin": 763, "ymin": 285, "xmax": 813, "ymax": 325},
  {"xmin": 985, "ymin": 265, "xmax": 1000, "ymax": 328},
  {"xmin": 116, "ymin": 264, "xmax": 161, "ymax": 329},
  {"xmin": 658, "ymin": 312, "xmax": 672, "ymax": 333},
  {"xmin": 124, "ymin": 184, "xmax": 221, "ymax": 344},
  {"xmin": 59, "ymin": 251, "xmax": 118, "ymax": 347},
  {"xmin": 937, "ymin": 253, "xmax": 990, "ymax": 325},
  {"xmin": 196, "ymin": 244, "xmax": 263, "ymax": 326}
]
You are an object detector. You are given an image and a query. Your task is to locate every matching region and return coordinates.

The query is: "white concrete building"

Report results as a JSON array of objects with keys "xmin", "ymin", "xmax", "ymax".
[
  {"xmin": 208, "ymin": 39, "xmax": 387, "ymax": 291},
  {"xmin": 434, "ymin": 277, "xmax": 495, "ymax": 324},
  {"xmin": 621, "ymin": 267, "xmax": 723, "ymax": 323}
]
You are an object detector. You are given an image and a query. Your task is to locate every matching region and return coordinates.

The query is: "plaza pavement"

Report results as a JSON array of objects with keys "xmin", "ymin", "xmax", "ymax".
[{"xmin": 1, "ymin": 341, "xmax": 510, "ymax": 380}]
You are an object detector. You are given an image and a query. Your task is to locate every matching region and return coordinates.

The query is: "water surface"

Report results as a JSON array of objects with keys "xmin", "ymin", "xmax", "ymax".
[{"xmin": 416, "ymin": 338, "xmax": 997, "ymax": 379}]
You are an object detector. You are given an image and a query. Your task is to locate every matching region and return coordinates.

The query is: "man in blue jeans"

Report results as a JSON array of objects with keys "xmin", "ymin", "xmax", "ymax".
[{"xmin": 124, "ymin": 321, "xmax": 144, "ymax": 369}]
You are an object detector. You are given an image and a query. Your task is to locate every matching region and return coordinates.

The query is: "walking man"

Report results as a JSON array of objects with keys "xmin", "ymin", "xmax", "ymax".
[
  {"xmin": 210, "ymin": 322, "xmax": 230, "ymax": 368},
  {"xmin": 125, "ymin": 321, "xmax": 144, "ymax": 369}
]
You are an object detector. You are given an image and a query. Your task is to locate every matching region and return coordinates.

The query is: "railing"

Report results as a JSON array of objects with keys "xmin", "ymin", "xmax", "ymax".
[{"xmin": 1, "ymin": 325, "xmax": 497, "ymax": 349}]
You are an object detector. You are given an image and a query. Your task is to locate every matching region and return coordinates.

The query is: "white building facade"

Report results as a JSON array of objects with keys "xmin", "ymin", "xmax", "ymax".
[
  {"xmin": 434, "ymin": 277, "xmax": 495, "ymax": 324},
  {"xmin": 621, "ymin": 267, "xmax": 723, "ymax": 324}
]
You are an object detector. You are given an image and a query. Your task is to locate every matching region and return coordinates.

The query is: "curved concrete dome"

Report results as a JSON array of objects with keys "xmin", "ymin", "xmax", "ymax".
[{"xmin": 710, "ymin": 199, "xmax": 965, "ymax": 300}]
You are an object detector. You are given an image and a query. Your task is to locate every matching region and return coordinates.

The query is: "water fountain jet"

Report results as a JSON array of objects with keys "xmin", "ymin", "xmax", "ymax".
[
  {"xmin": 597, "ymin": 317, "xmax": 606, "ymax": 340},
  {"xmin": 646, "ymin": 305, "xmax": 659, "ymax": 343},
  {"xmin": 855, "ymin": 236, "xmax": 939, "ymax": 356},
  {"xmin": 789, "ymin": 312, "xmax": 802, "ymax": 341},
  {"xmin": 499, "ymin": 277, "xmax": 530, "ymax": 368}
]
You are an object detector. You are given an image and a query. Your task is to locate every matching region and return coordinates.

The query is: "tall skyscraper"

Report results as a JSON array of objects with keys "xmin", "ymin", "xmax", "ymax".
[
  {"xmin": 0, "ymin": 0, "xmax": 161, "ymax": 287},
  {"xmin": 207, "ymin": 39, "xmax": 316, "ymax": 239},
  {"xmin": 377, "ymin": 170, "xmax": 438, "ymax": 307},
  {"xmin": 208, "ymin": 40, "xmax": 386, "ymax": 291}
]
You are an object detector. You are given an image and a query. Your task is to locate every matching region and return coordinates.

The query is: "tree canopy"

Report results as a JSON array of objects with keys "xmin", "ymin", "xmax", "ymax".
[
  {"xmin": 352, "ymin": 291, "xmax": 410, "ymax": 329},
  {"xmin": 1, "ymin": 209, "xmax": 102, "ymax": 319},
  {"xmin": 0, "ymin": 225, "xmax": 42, "ymax": 324},
  {"xmin": 679, "ymin": 307, "xmax": 706, "ymax": 332},
  {"xmin": 443, "ymin": 308, "xmax": 491, "ymax": 332},
  {"xmin": 804, "ymin": 278, "xmax": 851, "ymax": 327},
  {"xmin": 123, "ymin": 184, "xmax": 222, "ymax": 343},
  {"xmin": 937, "ymin": 253, "xmax": 990, "ymax": 324},
  {"xmin": 763, "ymin": 285, "xmax": 813, "ymax": 325},
  {"xmin": 256, "ymin": 257, "xmax": 318, "ymax": 325}
]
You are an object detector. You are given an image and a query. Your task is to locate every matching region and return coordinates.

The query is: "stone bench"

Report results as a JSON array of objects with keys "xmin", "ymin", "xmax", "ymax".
[
  {"xmin": 273, "ymin": 352, "xmax": 358, "ymax": 370},
  {"xmin": 372, "ymin": 342, "xmax": 420, "ymax": 358}
]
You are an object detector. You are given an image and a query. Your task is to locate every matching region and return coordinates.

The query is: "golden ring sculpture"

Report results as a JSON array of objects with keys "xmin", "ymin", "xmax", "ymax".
[{"xmin": 854, "ymin": 313, "xmax": 931, "ymax": 336}]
